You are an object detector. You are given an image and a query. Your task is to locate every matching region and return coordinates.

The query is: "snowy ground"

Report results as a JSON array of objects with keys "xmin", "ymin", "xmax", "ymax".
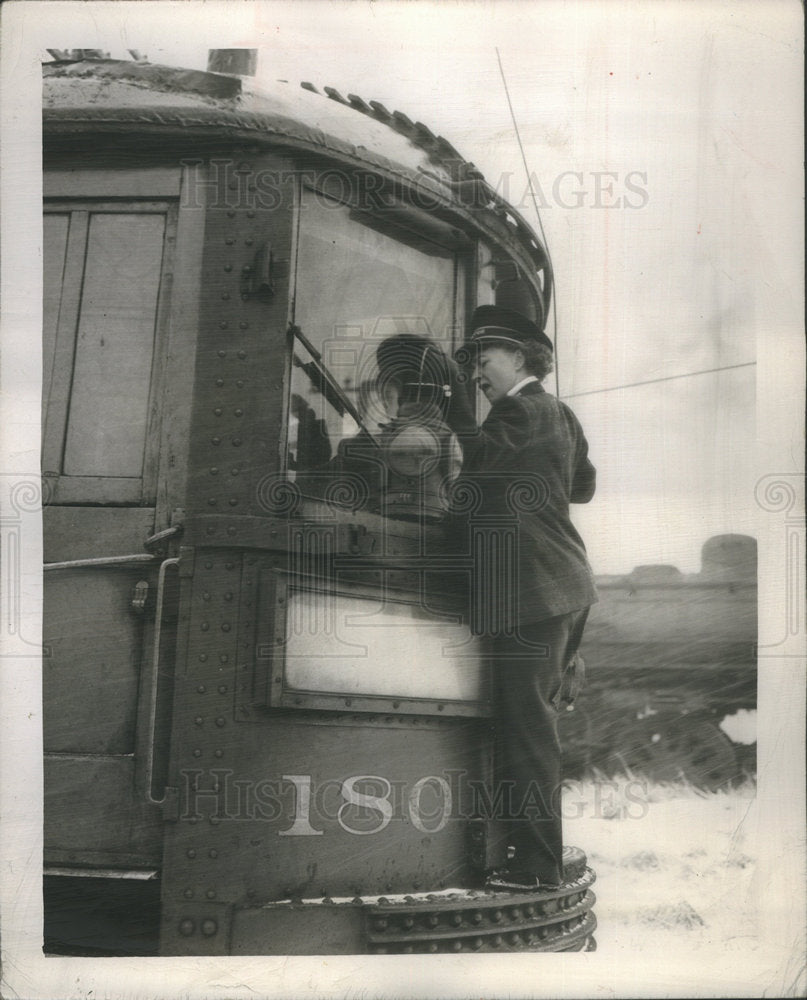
[{"xmin": 562, "ymin": 776, "xmax": 805, "ymax": 996}]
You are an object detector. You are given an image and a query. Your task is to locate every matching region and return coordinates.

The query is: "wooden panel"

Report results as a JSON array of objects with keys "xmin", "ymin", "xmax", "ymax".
[
  {"xmin": 63, "ymin": 212, "xmax": 167, "ymax": 478},
  {"xmin": 47, "ymin": 476, "xmax": 145, "ymax": 506},
  {"xmin": 44, "ymin": 755, "xmax": 162, "ymax": 864},
  {"xmin": 44, "ymin": 167, "xmax": 181, "ymax": 198},
  {"xmin": 43, "ymin": 565, "xmax": 153, "ymax": 753},
  {"xmin": 43, "ymin": 506, "xmax": 156, "ymax": 561},
  {"xmin": 43, "ymin": 199, "xmax": 177, "ymax": 503},
  {"xmin": 42, "ymin": 210, "xmax": 89, "ymax": 473},
  {"xmin": 42, "ymin": 213, "xmax": 70, "ymax": 427}
]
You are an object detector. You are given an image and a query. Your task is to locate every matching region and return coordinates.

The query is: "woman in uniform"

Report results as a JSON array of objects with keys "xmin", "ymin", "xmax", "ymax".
[{"xmin": 445, "ymin": 305, "xmax": 597, "ymax": 890}]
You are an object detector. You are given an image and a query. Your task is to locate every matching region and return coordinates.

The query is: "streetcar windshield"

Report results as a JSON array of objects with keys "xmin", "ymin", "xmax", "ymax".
[{"xmin": 287, "ymin": 186, "xmax": 464, "ymax": 519}]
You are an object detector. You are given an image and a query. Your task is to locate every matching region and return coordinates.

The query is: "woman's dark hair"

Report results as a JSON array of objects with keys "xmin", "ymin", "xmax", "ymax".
[{"xmin": 376, "ymin": 334, "xmax": 451, "ymax": 410}]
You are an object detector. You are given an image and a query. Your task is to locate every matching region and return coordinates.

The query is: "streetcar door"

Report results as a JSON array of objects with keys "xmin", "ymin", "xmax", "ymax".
[{"xmin": 41, "ymin": 168, "xmax": 198, "ymax": 876}]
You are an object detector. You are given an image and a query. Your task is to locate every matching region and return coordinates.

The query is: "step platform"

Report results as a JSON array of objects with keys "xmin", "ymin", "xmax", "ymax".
[
  {"xmin": 364, "ymin": 846, "xmax": 596, "ymax": 954},
  {"xmin": 228, "ymin": 847, "xmax": 597, "ymax": 954}
]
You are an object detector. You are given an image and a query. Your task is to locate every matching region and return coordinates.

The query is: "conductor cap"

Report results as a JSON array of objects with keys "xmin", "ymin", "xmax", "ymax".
[{"xmin": 457, "ymin": 305, "xmax": 553, "ymax": 358}]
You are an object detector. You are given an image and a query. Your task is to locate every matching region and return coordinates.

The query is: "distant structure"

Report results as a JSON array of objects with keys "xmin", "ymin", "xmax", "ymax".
[
  {"xmin": 626, "ymin": 564, "xmax": 683, "ymax": 585},
  {"xmin": 559, "ymin": 534, "xmax": 758, "ymax": 788},
  {"xmin": 699, "ymin": 533, "xmax": 757, "ymax": 582}
]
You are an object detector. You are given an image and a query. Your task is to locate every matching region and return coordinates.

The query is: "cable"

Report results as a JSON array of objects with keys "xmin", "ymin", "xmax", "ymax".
[
  {"xmin": 562, "ymin": 361, "xmax": 756, "ymax": 399},
  {"xmin": 495, "ymin": 48, "xmax": 560, "ymax": 397},
  {"xmin": 417, "ymin": 344, "xmax": 427, "ymax": 403}
]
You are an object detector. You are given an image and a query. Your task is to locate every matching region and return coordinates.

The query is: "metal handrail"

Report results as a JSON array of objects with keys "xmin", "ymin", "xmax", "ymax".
[
  {"xmin": 144, "ymin": 557, "xmax": 180, "ymax": 807},
  {"xmin": 44, "ymin": 554, "xmax": 158, "ymax": 571}
]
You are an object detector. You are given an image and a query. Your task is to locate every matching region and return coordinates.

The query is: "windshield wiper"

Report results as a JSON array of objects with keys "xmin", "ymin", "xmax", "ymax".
[{"xmin": 290, "ymin": 324, "xmax": 380, "ymax": 447}]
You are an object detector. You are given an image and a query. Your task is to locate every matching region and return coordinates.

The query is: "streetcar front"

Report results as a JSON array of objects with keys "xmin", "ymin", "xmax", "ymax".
[{"xmin": 41, "ymin": 49, "xmax": 595, "ymax": 955}]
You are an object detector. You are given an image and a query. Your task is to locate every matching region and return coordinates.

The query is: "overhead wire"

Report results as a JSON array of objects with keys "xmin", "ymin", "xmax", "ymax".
[
  {"xmin": 495, "ymin": 48, "xmax": 560, "ymax": 398},
  {"xmin": 494, "ymin": 50, "xmax": 753, "ymax": 406},
  {"xmin": 562, "ymin": 361, "xmax": 756, "ymax": 399}
]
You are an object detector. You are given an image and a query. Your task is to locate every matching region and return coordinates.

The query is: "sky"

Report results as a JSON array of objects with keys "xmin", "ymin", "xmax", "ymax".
[{"xmin": 2, "ymin": 0, "xmax": 804, "ymax": 574}]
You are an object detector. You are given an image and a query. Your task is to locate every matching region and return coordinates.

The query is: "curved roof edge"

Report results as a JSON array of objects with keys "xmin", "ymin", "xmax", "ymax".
[{"xmin": 42, "ymin": 57, "xmax": 551, "ymax": 280}]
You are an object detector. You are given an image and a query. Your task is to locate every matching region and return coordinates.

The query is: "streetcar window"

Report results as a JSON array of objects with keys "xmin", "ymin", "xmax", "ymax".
[
  {"xmin": 287, "ymin": 187, "xmax": 462, "ymax": 516},
  {"xmin": 257, "ymin": 580, "xmax": 489, "ymax": 716},
  {"xmin": 42, "ymin": 203, "xmax": 175, "ymax": 503},
  {"xmin": 284, "ymin": 589, "xmax": 485, "ymax": 705}
]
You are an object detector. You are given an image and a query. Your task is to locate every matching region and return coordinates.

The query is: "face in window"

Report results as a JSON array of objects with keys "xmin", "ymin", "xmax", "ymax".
[
  {"xmin": 473, "ymin": 344, "xmax": 525, "ymax": 403},
  {"xmin": 379, "ymin": 376, "xmax": 402, "ymax": 420}
]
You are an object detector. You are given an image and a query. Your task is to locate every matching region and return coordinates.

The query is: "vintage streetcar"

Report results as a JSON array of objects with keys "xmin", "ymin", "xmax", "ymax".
[{"xmin": 41, "ymin": 48, "xmax": 597, "ymax": 955}]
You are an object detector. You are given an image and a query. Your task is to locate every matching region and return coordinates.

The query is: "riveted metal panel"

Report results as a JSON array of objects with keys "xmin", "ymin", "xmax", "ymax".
[
  {"xmin": 185, "ymin": 152, "xmax": 295, "ymax": 520},
  {"xmin": 182, "ymin": 509, "xmax": 464, "ymax": 563},
  {"xmin": 226, "ymin": 867, "xmax": 596, "ymax": 955},
  {"xmin": 159, "ymin": 899, "xmax": 233, "ymax": 956},
  {"xmin": 157, "ymin": 540, "xmax": 490, "ymax": 949},
  {"xmin": 158, "ymin": 537, "xmax": 492, "ymax": 940},
  {"xmin": 160, "ymin": 707, "xmax": 487, "ymax": 908},
  {"xmin": 230, "ymin": 903, "xmax": 364, "ymax": 955},
  {"xmin": 157, "ymin": 547, "xmax": 247, "ymax": 944}
]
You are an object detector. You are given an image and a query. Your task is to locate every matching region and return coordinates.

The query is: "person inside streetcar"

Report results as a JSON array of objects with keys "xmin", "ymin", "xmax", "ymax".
[{"xmin": 328, "ymin": 333, "xmax": 463, "ymax": 521}]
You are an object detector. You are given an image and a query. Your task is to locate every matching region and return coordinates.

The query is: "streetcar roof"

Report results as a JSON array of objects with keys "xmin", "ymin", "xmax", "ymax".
[{"xmin": 42, "ymin": 56, "xmax": 550, "ymax": 276}]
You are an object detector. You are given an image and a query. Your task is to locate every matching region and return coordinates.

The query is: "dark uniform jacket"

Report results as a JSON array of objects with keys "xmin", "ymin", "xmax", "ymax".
[{"xmin": 452, "ymin": 381, "xmax": 597, "ymax": 626}]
